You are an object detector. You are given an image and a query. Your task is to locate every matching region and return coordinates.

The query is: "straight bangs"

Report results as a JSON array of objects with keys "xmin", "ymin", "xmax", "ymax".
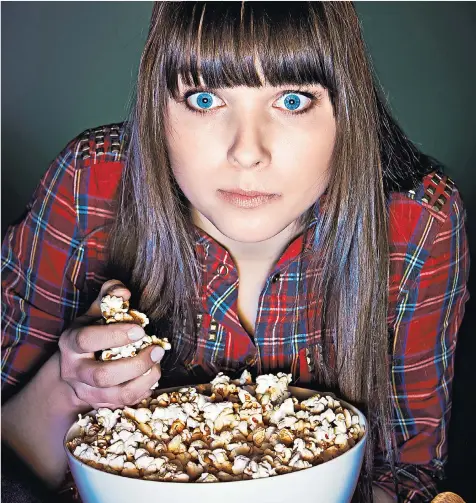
[{"xmin": 157, "ymin": 2, "xmax": 336, "ymax": 99}]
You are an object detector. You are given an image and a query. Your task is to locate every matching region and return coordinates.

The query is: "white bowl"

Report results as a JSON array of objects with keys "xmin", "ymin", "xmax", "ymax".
[{"xmin": 64, "ymin": 386, "xmax": 367, "ymax": 503}]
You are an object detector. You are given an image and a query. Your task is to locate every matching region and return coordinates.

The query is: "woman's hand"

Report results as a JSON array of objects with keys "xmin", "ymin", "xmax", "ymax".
[{"xmin": 58, "ymin": 280, "xmax": 165, "ymax": 409}]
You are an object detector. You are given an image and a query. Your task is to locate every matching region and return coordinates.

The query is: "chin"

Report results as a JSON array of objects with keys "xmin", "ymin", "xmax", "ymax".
[{"xmin": 212, "ymin": 214, "xmax": 292, "ymax": 243}]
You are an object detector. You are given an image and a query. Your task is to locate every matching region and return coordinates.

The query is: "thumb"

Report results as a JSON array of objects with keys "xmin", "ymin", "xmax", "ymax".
[{"xmin": 83, "ymin": 279, "xmax": 132, "ymax": 319}]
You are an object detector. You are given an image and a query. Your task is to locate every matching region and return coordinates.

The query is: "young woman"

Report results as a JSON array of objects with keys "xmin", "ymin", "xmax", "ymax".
[{"xmin": 1, "ymin": 3, "xmax": 469, "ymax": 502}]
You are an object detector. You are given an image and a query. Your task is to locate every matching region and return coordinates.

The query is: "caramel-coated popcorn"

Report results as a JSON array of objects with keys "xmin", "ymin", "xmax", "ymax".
[
  {"xmin": 98, "ymin": 295, "xmax": 171, "ymax": 389},
  {"xmin": 67, "ymin": 371, "xmax": 365, "ymax": 483}
]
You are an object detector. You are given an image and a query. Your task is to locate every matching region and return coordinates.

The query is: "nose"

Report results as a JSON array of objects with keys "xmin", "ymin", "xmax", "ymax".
[{"xmin": 227, "ymin": 115, "xmax": 271, "ymax": 171}]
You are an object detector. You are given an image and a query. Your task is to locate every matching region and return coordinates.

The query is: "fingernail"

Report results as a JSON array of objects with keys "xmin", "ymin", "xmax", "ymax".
[
  {"xmin": 151, "ymin": 346, "xmax": 165, "ymax": 363},
  {"xmin": 127, "ymin": 326, "xmax": 144, "ymax": 341}
]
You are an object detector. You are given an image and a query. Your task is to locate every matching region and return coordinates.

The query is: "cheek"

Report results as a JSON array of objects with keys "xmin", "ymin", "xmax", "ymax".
[
  {"xmin": 277, "ymin": 124, "xmax": 335, "ymax": 189},
  {"xmin": 166, "ymin": 122, "xmax": 223, "ymax": 189}
]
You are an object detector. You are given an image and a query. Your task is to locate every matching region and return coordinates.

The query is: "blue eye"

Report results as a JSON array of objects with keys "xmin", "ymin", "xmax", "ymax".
[
  {"xmin": 284, "ymin": 94, "xmax": 301, "ymax": 110},
  {"xmin": 196, "ymin": 93, "xmax": 213, "ymax": 109},
  {"xmin": 187, "ymin": 92, "xmax": 224, "ymax": 111},
  {"xmin": 275, "ymin": 92, "xmax": 312, "ymax": 113},
  {"xmin": 183, "ymin": 89, "xmax": 317, "ymax": 114}
]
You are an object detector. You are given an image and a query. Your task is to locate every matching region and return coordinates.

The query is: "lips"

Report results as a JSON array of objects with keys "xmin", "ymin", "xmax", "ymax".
[
  {"xmin": 223, "ymin": 189, "xmax": 274, "ymax": 197},
  {"xmin": 217, "ymin": 189, "xmax": 280, "ymax": 209}
]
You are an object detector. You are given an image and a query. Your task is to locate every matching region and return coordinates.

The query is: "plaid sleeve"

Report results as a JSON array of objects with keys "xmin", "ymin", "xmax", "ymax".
[
  {"xmin": 375, "ymin": 189, "xmax": 470, "ymax": 501},
  {"xmin": 1, "ymin": 137, "xmax": 88, "ymax": 403}
]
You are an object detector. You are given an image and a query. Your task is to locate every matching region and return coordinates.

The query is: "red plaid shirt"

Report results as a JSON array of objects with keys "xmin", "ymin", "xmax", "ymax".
[{"xmin": 1, "ymin": 124, "xmax": 470, "ymax": 502}]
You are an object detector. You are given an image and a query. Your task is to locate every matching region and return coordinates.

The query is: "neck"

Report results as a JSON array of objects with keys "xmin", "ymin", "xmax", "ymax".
[{"xmin": 192, "ymin": 210, "xmax": 304, "ymax": 268}]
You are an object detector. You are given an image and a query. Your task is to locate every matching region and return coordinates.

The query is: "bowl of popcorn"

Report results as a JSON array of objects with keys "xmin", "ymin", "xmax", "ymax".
[
  {"xmin": 65, "ymin": 370, "xmax": 367, "ymax": 503},
  {"xmin": 65, "ymin": 295, "xmax": 367, "ymax": 502}
]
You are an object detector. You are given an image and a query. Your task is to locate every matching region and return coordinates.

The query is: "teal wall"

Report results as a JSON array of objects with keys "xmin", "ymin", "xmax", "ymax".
[
  {"xmin": 2, "ymin": 1, "xmax": 154, "ymax": 235},
  {"xmin": 2, "ymin": 2, "xmax": 475, "ymax": 499}
]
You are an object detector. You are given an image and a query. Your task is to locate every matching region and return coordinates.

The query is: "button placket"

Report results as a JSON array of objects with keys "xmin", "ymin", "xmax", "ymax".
[{"xmin": 208, "ymin": 319, "xmax": 218, "ymax": 341}]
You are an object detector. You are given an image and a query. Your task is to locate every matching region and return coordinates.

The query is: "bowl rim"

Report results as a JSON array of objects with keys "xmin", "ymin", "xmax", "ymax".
[{"xmin": 64, "ymin": 384, "xmax": 368, "ymax": 486}]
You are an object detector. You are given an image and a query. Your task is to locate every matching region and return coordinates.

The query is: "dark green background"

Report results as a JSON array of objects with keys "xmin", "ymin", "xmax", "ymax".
[{"xmin": 2, "ymin": 2, "xmax": 475, "ymax": 500}]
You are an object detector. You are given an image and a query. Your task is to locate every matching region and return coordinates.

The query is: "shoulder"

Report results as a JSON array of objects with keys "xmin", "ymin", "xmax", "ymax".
[
  {"xmin": 388, "ymin": 170, "xmax": 465, "ymax": 245},
  {"xmin": 56, "ymin": 121, "xmax": 129, "ymax": 200},
  {"xmin": 71, "ymin": 122, "xmax": 129, "ymax": 167},
  {"xmin": 44, "ymin": 122, "xmax": 130, "ymax": 234},
  {"xmin": 387, "ymin": 171, "xmax": 469, "ymax": 302}
]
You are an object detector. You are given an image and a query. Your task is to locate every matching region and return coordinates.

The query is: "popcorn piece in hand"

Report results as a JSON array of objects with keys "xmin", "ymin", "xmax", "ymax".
[
  {"xmin": 100, "ymin": 295, "xmax": 129, "ymax": 320},
  {"xmin": 105, "ymin": 309, "xmax": 150, "ymax": 327},
  {"xmin": 100, "ymin": 336, "xmax": 172, "ymax": 362},
  {"xmin": 100, "ymin": 295, "xmax": 150, "ymax": 328},
  {"xmin": 98, "ymin": 296, "xmax": 172, "ymax": 382},
  {"xmin": 100, "ymin": 295, "xmax": 149, "ymax": 328}
]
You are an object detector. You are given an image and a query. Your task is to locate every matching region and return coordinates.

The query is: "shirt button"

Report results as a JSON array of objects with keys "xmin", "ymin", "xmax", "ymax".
[
  {"xmin": 217, "ymin": 264, "xmax": 229, "ymax": 277},
  {"xmin": 271, "ymin": 273, "xmax": 281, "ymax": 283}
]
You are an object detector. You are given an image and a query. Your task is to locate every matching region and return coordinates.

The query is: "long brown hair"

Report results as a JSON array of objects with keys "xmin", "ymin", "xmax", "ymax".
[{"xmin": 108, "ymin": 2, "xmax": 437, "ymax": 500}]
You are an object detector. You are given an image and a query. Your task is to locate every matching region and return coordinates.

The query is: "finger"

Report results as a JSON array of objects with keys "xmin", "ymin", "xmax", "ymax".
[
  {"xmin": 77, "ymin": 345, "xmax": 165, "ymax": 388},
  {"xmin": 75, "ymin": 364, "xmax": 162, "ymax": 408},
  {"xmin": 117, "ymin": 364, "xmax": 162, "ymax": 406},
  {"xmin": 83, "ymin": 280, "xmax": 131, "ymax": 319},
  {"xmin": 90, "ymin": 390, "xmax": 155, "ymax": 410},
  {"xmin": 69, "ymin": 322, "xmax": 145, "ymax": 354}
]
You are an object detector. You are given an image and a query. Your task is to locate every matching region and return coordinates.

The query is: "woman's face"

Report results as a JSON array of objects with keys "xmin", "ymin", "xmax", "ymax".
[{"xmin": 165, "ymin": 76, "xmax": 336, "ymax": 244}]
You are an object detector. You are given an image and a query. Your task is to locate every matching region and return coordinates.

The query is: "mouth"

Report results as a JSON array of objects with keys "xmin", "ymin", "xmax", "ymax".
[{"xmin": 217, "ymin": 189, "xmax": 281, "ymax": 209}]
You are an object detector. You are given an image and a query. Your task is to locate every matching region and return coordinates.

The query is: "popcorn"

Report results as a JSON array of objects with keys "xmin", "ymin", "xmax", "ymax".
[
  {"xmin": 243, "ymin": 459, "xmax": 276, "ymax": 479},
  {"xmin": 269, "ymin": 397, "xmax": 295, "ymax": 425},
  {"xmin": 99, "ymin": 335, "xmax": 172, "ymax": 362},
  {"xmin": 152, "ymin": 403, "xmax": 188, "ymax": 423},
  {"xmin": 68, "ymin": 371, "xmax": 365, "ymax": 483},
  {"xmin": 106, "ymin": 454, "xmax": 126, "ymax": 471},
  {"xmin": 97, "ymin": 294, "xmax": 172, "ymax": 390},
  {"xmin": 106, "ymin": 440, "xmax": 125, "ymax": 455},
  {"xmin": 97, "ymin": 408, "xmax": 121, "ymax": 432},
  {"xmin": 100, "ymin": 295, "xmax": 129, "ymax": 319},
  {"xmin": 211, "ymin": 372, "xmax": 231, "ymax": 389},
  {"xmin": 73, "ymin": 444, "xmax": 101, "ymax": 464},
  {"xmin": 300, "ymin": 395, "xmax": 326, "ymax": 414},
  {"xmin": 227, "ymin": 442, "xmax": 253, "ymax": 459},
  {"xmin": 255, "ymin": 373, "xmax": 292, "ymax": 404},
  {"xmin": 202, "ymin": 401, "xmax": 234, "ymax": 423},
  {"xmin": 238, "ymin": 369, "xmax": 253, "ymax": 385},
  {"xmin": 77, "ymin": 415, "xmax": 92, "ymax": 428},
  {"xmin": 232, "ymin": 455, "xmax": 250, "ymax": 475},
  {"xmin": 197, "ymin": 473, "xmax": 219, "ymax": 483}
]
